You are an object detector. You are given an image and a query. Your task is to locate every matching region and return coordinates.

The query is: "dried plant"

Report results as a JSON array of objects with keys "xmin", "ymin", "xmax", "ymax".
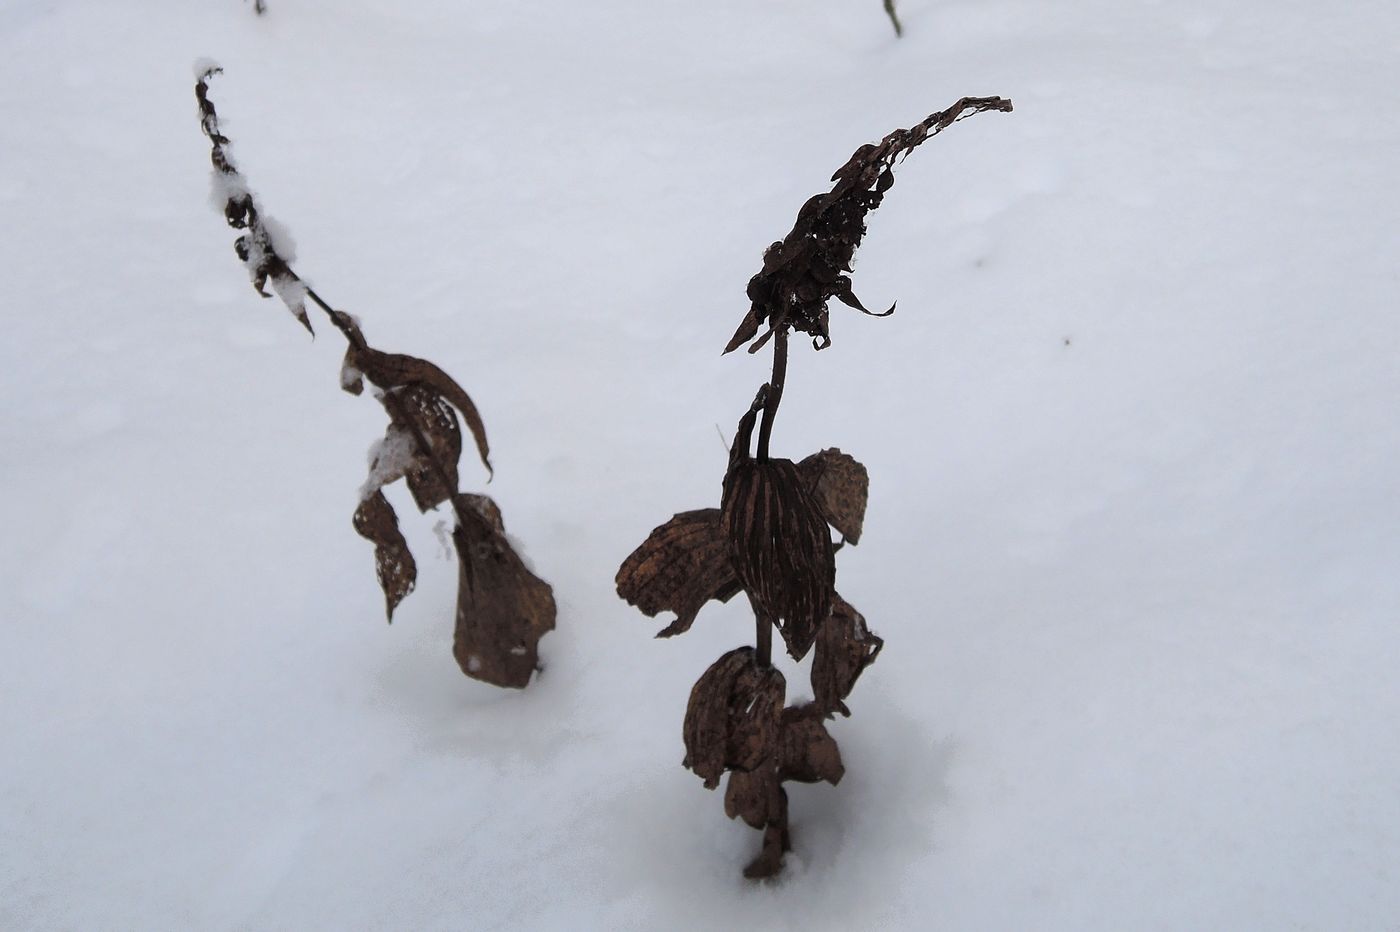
[
  {"xmin": 195, "ymin": 64, "xmax": 554, "ymax": 689},
  {"xmin": 618, "ymin": 95, "xmax": 1011, "ymax": 878},
  {"xmin": 884, "ymin": 0, "xmax": 902, "ymax": 37}
]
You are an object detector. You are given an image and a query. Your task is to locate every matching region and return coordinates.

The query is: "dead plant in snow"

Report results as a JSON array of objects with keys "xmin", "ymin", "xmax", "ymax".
[
  {"xmin": 617, "ymin": 95, "xmax": 1012, "ymax": 877},
  {"xmin": 194, "ymin": 64, "xmax": 554, "ymax": 689}
]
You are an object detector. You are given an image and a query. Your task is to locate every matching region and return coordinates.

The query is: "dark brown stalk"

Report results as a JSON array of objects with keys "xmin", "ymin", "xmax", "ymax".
[
  {"xmin": 884, "ymin": 0, "xmax": 902, "ymax": 36},
  {"xmin": 755, "ymin": 329, "xmax": 788, "ymax": 463},
  {"xmin": 755, "ymin": 602, "xmax": 773, "ymax": 669}
]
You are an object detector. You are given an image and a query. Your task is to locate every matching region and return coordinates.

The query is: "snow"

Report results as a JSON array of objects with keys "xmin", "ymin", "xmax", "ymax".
[
  {"xmin": 3, "ymin": 0, "xmax": 1399, "ymax": 929},
  {"xmin": 359, "ymin": 426, "xmax": 414, "ymax": 500}
]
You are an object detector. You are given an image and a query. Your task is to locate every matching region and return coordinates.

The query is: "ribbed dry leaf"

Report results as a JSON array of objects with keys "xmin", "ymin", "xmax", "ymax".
[
  {"xmin": 798, "ymin": 448, "xmax": 869, "ymax": 545},
  {"xmin": 682, "ymin": 647, "xmax": 786, "ymax": 789},
  {"xmin": 343, "ymin": 343, "xmax": 492, "ymax": 479},
  {"xmin": 778, "ymin": 705, "xmax": 845, "ymax": 785},
  {"xmin": 351, "ymin": 491, "xmax": 417, "ymax": 621},
  {"xmin": 615, "ymin": 509, "xmax": 743, "ymax": 638},
  {"xmin": 721, "ymin": 458, "xmax": 835, "ymax": 661},
  {"xmin": 451, "ymin": 493, "xmax": 556, "ymax": 689},
  {"xmin": 810, "ymin": 594, "xmax": 884, "ymax": 717},
  {"xmin": 725, "ymin": 96, "xmax": 1013, "ymax": 354}
]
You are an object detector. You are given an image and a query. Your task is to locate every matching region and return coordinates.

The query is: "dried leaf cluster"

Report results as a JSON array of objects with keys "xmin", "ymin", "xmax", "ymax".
[
  {"xmin": 196, "ymin": 66, "xmax": 554, "ymax": 688},
  {"xmin": 618, "ymin": 96, "xmax": 1009, "ymax": 878},
  {"xmin": 618, "ymin": 407, "xmax": 877, "ymax": 878}
]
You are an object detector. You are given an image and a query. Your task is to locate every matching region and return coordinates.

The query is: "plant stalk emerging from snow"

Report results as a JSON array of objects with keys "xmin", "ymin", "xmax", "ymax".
[
  {"xmin": 194, "ymin": 64, "xmax": 554, "ymax": 689},
  {"xmin": 884, "ymin": 0, "xmax": 903, "ymax": 37},
  {"xmin": 617, "ymin": 95, "xmax": 1011, "ymax": 878}
]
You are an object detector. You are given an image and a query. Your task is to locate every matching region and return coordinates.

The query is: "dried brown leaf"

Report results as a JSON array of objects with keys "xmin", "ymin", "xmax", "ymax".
[
  {"xmin": 721, "ymin": 458, "xmax": 834, "ymax": 661},
  {"xmin": 346, "ymin": 345, "xmax": 492, "ymax": 479},
  {"xmin": 810, "ymin": 593, "xmax": 884, "ymax": 717},
  {"xmin": 724, "ymin": 764, "xmax": 784, "ymax": 830},
  {"xmin": 395, "ymin": 385, "xmax": 463, "ymax": 512},
  {"xmin": 351, "ymin": 491, "xmax": 417, "ymax": 621},
  {"xmin": 798, "ymin": 448, "xmax": 869, "ymax": 545},
  {"xmin": 450, "ymin": 493, "xmax": 556, "ymax": 689},
  {"xmin": 778, "ymin": 704, "xmax": 845, "ymax": 785},
  {"xmin": 615, "ymin": 509, "xmax": 743, "ymax": 638},
  {"xmin": 682, "ymin": 647, "xmax": 786, "ymax": 789}
]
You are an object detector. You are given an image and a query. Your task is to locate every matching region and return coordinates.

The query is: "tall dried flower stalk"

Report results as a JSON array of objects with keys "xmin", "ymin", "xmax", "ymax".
[
  {"xmin": 195, "ymin": 64, "xmax": 554, "ymax": 688},
  {"xmin": 617, "ymin": 95, "xmax": 1011, "ymax": 878}
]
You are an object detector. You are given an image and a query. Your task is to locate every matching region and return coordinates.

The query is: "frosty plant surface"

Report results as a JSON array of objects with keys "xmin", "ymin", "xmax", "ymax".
[
  {"xmin": 617, "ymin": 96, "xmax": 1012, "ymax": 878},
  {"xmin": 194, "ymin": 65, "xmax": 555, "ymax": 689}
]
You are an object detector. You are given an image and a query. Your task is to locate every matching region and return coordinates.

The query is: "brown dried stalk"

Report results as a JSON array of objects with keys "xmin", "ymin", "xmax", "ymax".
[
  {"xmin": 195, "ymin": 64, "xmax": 554, "ymax": 688},
  {"xmin": 884, "ymin": 0, "xmax": 902, "ymax": 37},
  {"xmin": 617, "ymin": 96, "xmax": 1010, "ymax": 878}
]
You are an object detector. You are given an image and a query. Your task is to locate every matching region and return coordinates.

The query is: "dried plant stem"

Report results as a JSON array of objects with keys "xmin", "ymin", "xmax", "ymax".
[
  {"xmin": 755, "ymin": 603, "xmax": 774, "ymax": 669},
  {"xmin": 755, "ymin": 328, "xmax": 788, "ymax": 463},
  {"xmin": 884, "ymin": 0, "xmax": 903, "ymax": 36}
]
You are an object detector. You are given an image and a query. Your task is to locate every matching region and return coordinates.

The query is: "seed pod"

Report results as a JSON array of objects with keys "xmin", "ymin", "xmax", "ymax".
[
  {"xmin": 682, "ymin": 647, "xmax": 785, "ymax": 789},
  {"xmin": 721, "ymin": 457, "xmax": 835, "ymax": 661}
]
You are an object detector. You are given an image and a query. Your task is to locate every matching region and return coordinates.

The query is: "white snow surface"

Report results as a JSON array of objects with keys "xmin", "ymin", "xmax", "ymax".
[{"xmin": 3, "ymin": 1, "xmax": 1399, "ymax": 929}]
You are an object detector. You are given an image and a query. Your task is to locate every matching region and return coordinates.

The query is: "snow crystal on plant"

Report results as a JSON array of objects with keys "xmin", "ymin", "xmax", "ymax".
[
  {"xmin": 192, "ymin": 57, "xmax": 221, "ymax": 79},
  {"xmin": 270, "ymin": 273, "xmax": 307, "ymax": 321},
  {"xmin": 259, "ymin": 214, "xmax": 298, "ymax": 263},
  {"xmin": 340, "ymin": 362, "xmax": 363, "ymax": 393},
  {"xmin": 359, "ymin": 428, "xmax": 416, "ymax": 500},
  {"xmin": 209, "ymin": 169, "xmax": 250, "ymax": 213}
]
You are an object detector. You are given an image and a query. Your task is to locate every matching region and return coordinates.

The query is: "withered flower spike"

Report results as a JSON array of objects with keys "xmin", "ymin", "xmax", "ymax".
[
  {"xmin": 725, "ymin": 95, "xmax": 1013, "ymax": 355},
  {"xmin": 196, "ymin": 67, "xmax": 313, "ymax": 335}
]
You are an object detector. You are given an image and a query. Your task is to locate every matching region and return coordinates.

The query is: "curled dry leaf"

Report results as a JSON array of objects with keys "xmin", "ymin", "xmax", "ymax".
[
  {"xmin": 343, "ymin": 343, "xmax": 492, "ymax": 480},
  {"xmin": 810, "ymin": 594, "xmax": 884, "ymax": 717},
  {"xmin": 351, "ymin": 490, "xmax": 417, "ymax": 621},
  {"xmin": 682, "ymin": 647, "xmax": 786, "ymax": 789},
  {"xmin": 721, "ymin": 457, "xmax": 834, "ymax": 661},
  {"xmin": 388, "ymin": 384, "xmax": 462, "ymax": 512},
  {"xmin": 725, "ymin": 96, "xmax": 1013, "ymax": 355},
  {"xmin": 451, "ymin": 493, "xmax": 556, "ymax": 689},
  {"xmin": 615, "ymin": 509, "xmax": 743, "ymax": 638},
  {"xmin": 798, "ymin": 448, "xmax": 869, "ymax": 545},
  {"xmin": 778, "ymin": 704, "xmax": 845, "ymax": 785}
]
